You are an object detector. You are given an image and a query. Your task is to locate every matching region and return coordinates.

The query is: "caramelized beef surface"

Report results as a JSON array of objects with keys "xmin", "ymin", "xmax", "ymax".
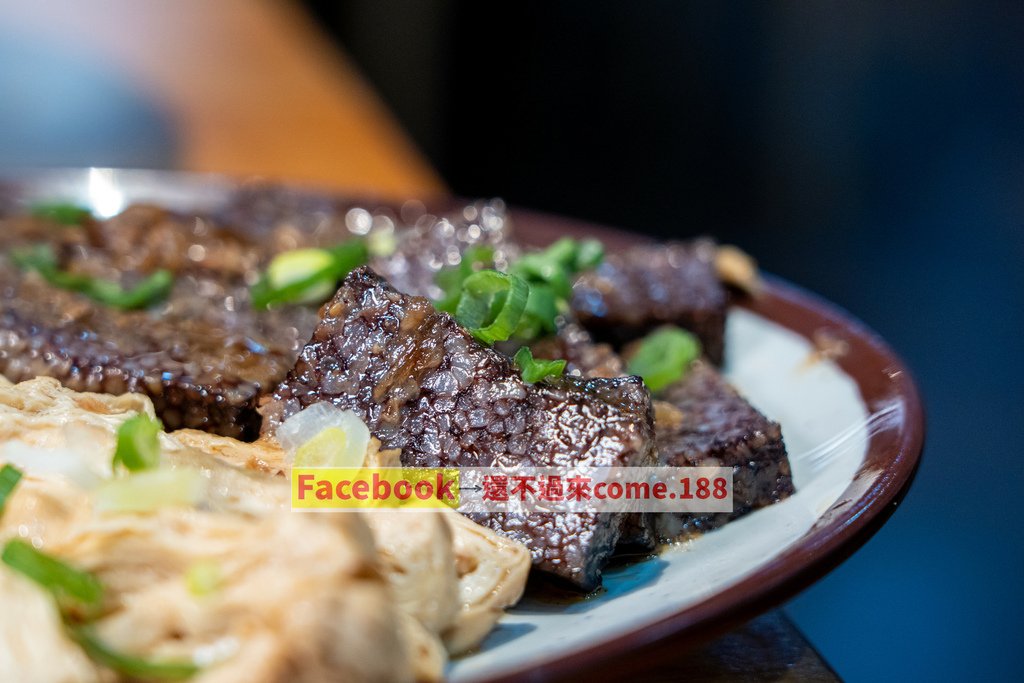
[
  {"xmin": 654, "ymin": 362, "xmax": 794, "ymax": 539},
  {"xmin": 261, "ymin": 268, "xmax": 657, "ymax": 589},
  {"xmin": 571, "ymin": 239, "xmax": 727, "ymax": 364},
  {"xmin": 0, "ymin": 274, "xmax": 313, "ymax": 440}
]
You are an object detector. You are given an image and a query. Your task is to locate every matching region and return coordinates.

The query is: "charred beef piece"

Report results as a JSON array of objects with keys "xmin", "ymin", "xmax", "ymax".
[
  {"xmin": 654, "ymin": 362, "xmax": 794, "ymax": 539},
  {"xmin": 525, "ymin": 320, "xmax": 625, "ymax": 379},
  {"xmin": 571, "ymin": 239, "xmax": 727, "ymax": 364},
  {"xmin": 261, "ymin": 268, "xmax": 657, "ymax": 590},
  {"xmin": 0, "ymin": 256, "xmax": 315, "ymax": 440},
  {"xmin": 521, "ymin": 320, "xmax": 684, "ymax": 553}
]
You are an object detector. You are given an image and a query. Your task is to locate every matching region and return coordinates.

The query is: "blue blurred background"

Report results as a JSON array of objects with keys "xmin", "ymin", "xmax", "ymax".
[
  {"xmin": 0, "ymin": 1, "xmax": 1020, "ymax": 679},
  {"xmin": 310, "ymin": 2, "xmax": 1024, "ymax": 680}
]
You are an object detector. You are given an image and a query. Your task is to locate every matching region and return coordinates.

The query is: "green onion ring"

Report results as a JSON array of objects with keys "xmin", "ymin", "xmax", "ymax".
[
  {"xmin": 454, "ymin": 271, "xmax": 529, "ymax": 344},
  {"xmin": 626, "ymin": 326, "xmax": 702, "ymax": 393}
]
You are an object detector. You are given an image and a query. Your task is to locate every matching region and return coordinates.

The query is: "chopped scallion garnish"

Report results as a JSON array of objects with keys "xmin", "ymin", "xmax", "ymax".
[
  {"xmin": 509, "ymin": 237, "xmax": 604, "ymax": 299},
  {"xmin": 94, "ymin": 467, "xmax": 204, "ymax": 512},
  {"xmin": 2, "ymin": 539, "xmax": 201, "ymax": 678},
  {"xmin": 454, "ymin": 271, "xmax": 530, "ymax": 344},
  {"xmin": 573, "ymin": 239, "xmax": 605, "ymax": 271},
  {"xmin": 433, "ymin": 238, "xmax": 603, "ymax": 346},
  {"xmin": 263, "ymin": 248, "xmax": 337, "ymax": 305},
  {"xmin": 251, "ymin": 241, "xmax": 368, "ymax": 309},
  {"xmin": 0, "ymin": 464, "xmax": 23, "ymax": 519},
  {"xmin": 185, "ymin": 560, "xmax": 222, "ymax": 597},
  {"xmin": 30, "ymin": 201, "xmax": 92, "ymax": 226},
  {"xmin": 1, "ymin": 540, "xmax": 104, "ymax": 614},
  {"xmin": 511, "ymin": 252, "xmax": 573, "ymax": 299},
  {"xmin": 626, "ymin": 326, "xmax": 701, "ymax": 393},
  {"xmin": 434, "ymin": 245, "xmax": 496, "ymax": 313},
  {"xmin": 514, "ymin": 347, "xmax": 566, "ymax": 384},
  {"xmin": 11, "ymin": 244, "xmax": 172, "ymax": 310},
  {"xmin": 69, "ymin": 625, "xmax": 199, "ymax": 680},
  {"xmin": 112, "ymin": 414, "xmax": 163, "ymax": 472},
  {"xmin": 513, "ymin": 283, "xmax": 561, "ymax": 339},
  {"xmin": 504, "ymin": 237, "xmax": 605, "ymax": 338},
  {"xmin": 88, "ymin": 270, "xmax": 174, "ymax": 309}
]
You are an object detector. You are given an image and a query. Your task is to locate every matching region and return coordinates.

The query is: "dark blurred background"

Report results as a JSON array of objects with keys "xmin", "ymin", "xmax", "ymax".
[
  {"xmin": 0, "ymin": 1, "xmax": 1020, "ymax": 680},
  {"xmin": 309, "ymin": 2, "xmax": 1023, "ymax": 681}
]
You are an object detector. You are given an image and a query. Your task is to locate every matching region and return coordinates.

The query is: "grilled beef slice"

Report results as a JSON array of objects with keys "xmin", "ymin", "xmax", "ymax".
[
  {"xmin": 0, "ymin": 207, "xmax": 317, "ymax": 440},
  {"xmin": 260, "ymin": 268, "xmax": 657, "ymax": 590},
  {"xmin": 571, "ymin": 239, "xmax": 727, "ymax": 364},
  {"xmin": 525, "ymin": 320, "xmax": 625, "ymax": 379},
  {"xmin": 654, "ymin": 362, "xmax": 794, "ymax": 539},
  {"xmin": 525, "ymin": 321, "xmax": 660, "ymax": 552},
  {"xmin": 0, "ymin": 271, "xmax": 314, "ymax": 440}
]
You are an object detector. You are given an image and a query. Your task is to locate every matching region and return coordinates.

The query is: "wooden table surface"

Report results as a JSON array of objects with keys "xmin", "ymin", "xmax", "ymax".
[{"xmin": 0, "ymin": 1, "xmax": 838, "ymax": 680}]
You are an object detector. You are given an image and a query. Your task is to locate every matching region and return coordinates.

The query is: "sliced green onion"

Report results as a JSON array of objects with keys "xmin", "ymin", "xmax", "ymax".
[
  {"xmin": 87, "ymin": 270, "xmax": 173, "ymax": 309},
  {"xmin": 434, "ymin": 245, "xmax": 496, "ymax": 313},
  {"xmin": 1, "ymin": 540, "xmax": 104, "ymax": 613},
  {"xmin": 30, "ymin": 201, "xmax": 92, "ymax": 226},
  {"xmin": 433, "ymin": 239, "xmax": 604, "ymax": 343},
  {"xmin": 276, "ymin": 402, "xmax": 371, "ymax": 467},
  {"xmin": 0, "ymin": 464, "xmax": 23, "ymax": 519},
  {"xmin": 366, "ymin": 228, "xmax": 398, "ymax": 257},
  {"xmin": 185, "ymin": 560, "xmax": 222, "ymax": 597},
  {"xmin": 94, "ymin": 468, "xmax": 204, "ymax": 513},
  {"xmin": 513, "ymin": 283, "xmax": 560, "ymax": 339},
  {"xmin": 626, "ymin": 326, "xmax": 702, "ymax": 393},
  {"xmin": 11, "ymin": 244, "xmax": 172, "ymax": 310},
  {"xmin": 69, "ymin": 625, "xmax": 199, "ymax": 680},
  {"xmin": 511, "ymin": 252, "xmax": 573, "ymax": 299},
  {"xmin": 265, "ymin": 248, "xmax": 337, "ymax": 304},
  {"xmin": 511, "ymin": 237, "xmax": 603, "ymax": 291},
  {"xmin": 326, "ymin": 241, "xmax": 370, "ymax": 279},
  {"xmin": 514, "ymin": 347, "xmax": 566, "ymax": 384},
  {"xmin": 112, "ymin": 414, "xmax": 163, "ymax": 472},
  {"xmin": 573, "ymin": 239, "xmax": 604, "ymax": 271},
  {"xmin": 10, "ymin": 243, "xmax": 58, "ymax": 271},
  {"xmin": 251, "ymin": 241, "xmax": 368, "ymax": 309},
  {"xmin": 500, "ymin": 238, "xmax": 605, "ymax": 340},
  {"xmin": 294, "ymin": 425, "xmax": 369, "ymax": 468},
  {"xmin": 454, "ymin": 271, "xmax": 529, "ymax": 344}
]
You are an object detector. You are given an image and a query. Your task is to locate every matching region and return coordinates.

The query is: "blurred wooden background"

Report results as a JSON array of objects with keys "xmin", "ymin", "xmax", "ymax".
[{"xmin": 0, "ymin": 0, "xmax": 443, "ymax": 196}]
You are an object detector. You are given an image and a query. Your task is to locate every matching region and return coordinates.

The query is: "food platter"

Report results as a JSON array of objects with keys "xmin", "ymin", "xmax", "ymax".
[{"xmin": 0, "ymin": 169, "xmax": 924, "ymax": 682}]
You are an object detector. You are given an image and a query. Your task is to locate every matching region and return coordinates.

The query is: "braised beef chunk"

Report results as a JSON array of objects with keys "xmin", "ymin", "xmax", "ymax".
[
  {"xmin": 261, "ymin": 267, "xmax": 657, "ymax": 589},
  {"xmin": 527, "ymin": 320, "xmax": 625, "ymax": 379},
  {"xmin": 654, "ymin": 362, "xmax": 794, "ymax": 539},
  {"xmin": 0, "ymin": 258, "xmax": 314, "ymax": 440},
  {"xmin": 523, "ymin": 321, "xmax": 661, "ymax": 552},
  {"xmin": 571, "ymin": 239, "xmax": 727, "ymax": 364}
]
